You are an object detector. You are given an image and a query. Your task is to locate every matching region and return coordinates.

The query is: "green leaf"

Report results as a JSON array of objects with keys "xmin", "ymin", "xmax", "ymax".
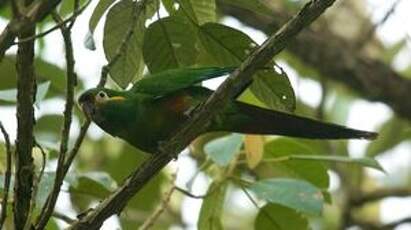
[
  {"xmin": 0, "ymin": 81, "xmax": 50, "ymax": 103},
  {"xmin": 366, "ymin": 117, "xmax": 411, "ymax": 157},
  {"xmin": 178, "ymin": 0, "xmax": 216, "ymax": 24},
  {"xmin": 103, "ymin": 0, "xmax": 145, "ymax": 88},
  {"xmin": 68, "ymin": 171, "xmax": 117, "ymax": 199},
  {"xmin": 68, "ymin": 171, "xmax": 118, "ymax": 191},
  {"xmin": 259, "ymin": 138, "xmax": 329, "ymax": 189},
  {"xmin": 162, "ymin": 0, "xmax": 178, "ymax": 15},
  {"xmin": 222, "ymin": 0, "xmax": 272, "ymax": 16},
  {"xmin": 85, "ymin": 0, "xmax": 116, "ymax": 50},
  {"xmin": 282, "ymin": 155, "xmax": 385, "ymax": 172},
  {"xmin": 250, "ymin": 178, "xmax": 323, "ymax": 216},
  {"xmin": 205, "ymin": 134, "xmax": 243, "ymax": 166},
  {"xmin": 254, "ymin": 204, "xmax": 308, "ymax": 230},
  {"xmin": 198, "ymin": 23, "xmax": 295, "ymax": 111},
  {"xmin": 59, "ymin": 0, "xmax": 88, "ymax": 16},
  {"xmin": 198, "ymin": 182, "xmax": 227, "ymax": 230},
  {"xmin": 143, "ymin": 16, "xmax": 198, "ymax": 73},
  {"xmin": 34, "ymin": 114, "xmax": 63, "ymax": 149}
]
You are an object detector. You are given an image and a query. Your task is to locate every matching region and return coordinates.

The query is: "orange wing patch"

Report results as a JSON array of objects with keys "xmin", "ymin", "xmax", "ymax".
[{"xmin": 164, "ymin": 94, "xmax": 192, "ymax": 114}]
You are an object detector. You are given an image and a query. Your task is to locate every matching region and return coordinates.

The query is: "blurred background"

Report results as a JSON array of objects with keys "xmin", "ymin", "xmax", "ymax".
[{"xmin": 0, "ymin": 0, "xmax": 411, "ymax": 229}]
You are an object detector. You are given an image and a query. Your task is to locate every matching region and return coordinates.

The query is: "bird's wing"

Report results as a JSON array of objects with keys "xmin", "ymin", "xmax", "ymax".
[{"xmin": 131, "ymin": 67, "xmax": 236, "ymax": 96}]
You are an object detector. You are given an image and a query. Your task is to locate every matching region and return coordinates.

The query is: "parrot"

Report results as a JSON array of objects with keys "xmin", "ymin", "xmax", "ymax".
[{"xmin": 78, "ymin": 67, "xmax": 377, "ymax": 154}]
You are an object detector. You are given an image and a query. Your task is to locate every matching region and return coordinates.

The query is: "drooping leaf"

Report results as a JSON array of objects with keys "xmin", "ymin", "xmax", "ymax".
[
  {"xmin": 254, "ymin": 204, "xmax": 308, "ymax": 230},
  {"xmin": 85, "ymin": 0, "xmax": 116, "ymax": 50},
  {"xmin": 178, "ymin": 0, "xmax": 216, "ymax": 24},
  {"xmin": 244, "ymin": 135, "xmax": 264, "ymax": 169},
  {"xmin": 103, "ymin": 0, "xmax": 145, "ymax": 88},
  {"xmin": 366, "ymin": 117, "xmax": 411, "ymax": 157},
  {"xmin": 258, "ymin": 138, "xmax": 329, "ymax": 189},
  {"xmin": 250, "ymin": 178, "xmax": 323, "ymax": 216},
  {"xmin": 143, "ymin": 16, "xmax": 198, "ymax": 73},
  {"xmin": 205, "ymin": 134, "xmax": 243, "ymax": 166},
  {"xmin": 198, "ymin": 182, "xmax": 227, "ymax": 230},
  {"xmin": 198, "ymin": 23, "xmax": 295, "ymax": 111}
]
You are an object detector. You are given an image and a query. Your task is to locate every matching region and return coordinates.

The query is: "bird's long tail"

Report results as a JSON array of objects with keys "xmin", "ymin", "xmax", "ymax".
[{"xmin": 221, "ymin": 102, "xmax": 377, "ymax": 140}]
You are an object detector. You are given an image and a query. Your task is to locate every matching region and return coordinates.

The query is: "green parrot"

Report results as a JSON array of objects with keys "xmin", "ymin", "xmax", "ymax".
[{"xmin": 78, "ymin": 67, "xmax": 377, "ymax": 154}]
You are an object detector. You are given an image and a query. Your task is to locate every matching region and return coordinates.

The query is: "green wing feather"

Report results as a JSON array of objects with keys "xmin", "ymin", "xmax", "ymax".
[{"xmin": 131, "ymin": 67, "xmax": 236, "ymax": 96}]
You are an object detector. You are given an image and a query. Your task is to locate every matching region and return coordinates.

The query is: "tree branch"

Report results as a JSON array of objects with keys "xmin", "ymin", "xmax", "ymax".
[
  {"xmin": 68, "ymin": 0, "xmax": 337, "ymax": 229},
  {"xmin": 218, "ymin": 0, "xmax": 411, "ymax": 122},
  {"xmin": 0, "ymin": 122, "xmax": 12, "ymax": 229},
  {"xmin": 14, "ymin": 0, "xmax": 36, "ymax": 227},
  {"xmin": 351, "ymin": 187, "xmax": 411, "ymax": 207},
  {"xmin": 0, "ymin": 0, "xmax": 62, "ymax": 61},
  {"xmin": 35, "ymin": 10, "xmax": 78, "ymax": 229}
]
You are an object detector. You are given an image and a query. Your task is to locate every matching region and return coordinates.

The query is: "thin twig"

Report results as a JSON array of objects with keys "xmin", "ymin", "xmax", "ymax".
[
  {"xmin": 174, "ymin": 186, "xmax": 209, "ymax": 199},
  {"xmin": 139, "ymin": 173, "xmax": 178, "ymax": 230},
  {"xmin": 0, "ymin": 122, "xmax": 12, "ymax": 229},
  {"xmin": 0, "ymin": 0, "xmax": 63, "ymax": 61},
  {"xmin": 355, "ymin": 0, "xmax": 402, "ymax": 50},
  {"xmin": 13, "ymin": 0, "xmax": 91, "ymax": 45},
  {"xmin": 35, "ymin": 9, "xmax": 78, "ymax": 229},
  {"xmin": 52, "ymin": 212, "xmax": 76, "ymax": 224}
]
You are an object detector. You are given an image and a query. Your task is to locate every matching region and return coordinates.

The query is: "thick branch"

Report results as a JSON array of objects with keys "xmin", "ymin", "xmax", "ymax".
[
  {"xmin": 218, "ymin": 0, "xmax": 411, "ymax": 122},
  {"xmin": 0, "ymin": 0, "xmax": 62, "ymax": 60},
  {"xmin": 69, "ymin": 0, "xmax": 337, "ymax": 229},
  {"xmin": 351, "ymin": 187, "xmax": 411, "ymax": 207},
  {"xmin": 14, "ymin": 5, "xmax": 36, "ymax": 230}
]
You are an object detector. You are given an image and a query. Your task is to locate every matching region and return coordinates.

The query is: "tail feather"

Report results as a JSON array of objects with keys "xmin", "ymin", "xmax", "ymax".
[{"xmin": 223, "ymin": 102, "xmax": 378, "ymax": 140}]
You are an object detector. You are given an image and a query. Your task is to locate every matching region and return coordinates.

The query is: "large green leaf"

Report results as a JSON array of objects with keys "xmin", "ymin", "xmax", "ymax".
[
  {"xmin": 143, "ymin": 16, "xmax": 198, "ymax": 73},
  {"xmin": 0, "ymin": 56, "xmax": 68, "ymax": 97},
  {"xmin": 254, "ymin": 204, "xmax": 308, "ymax": 230},
  {"xmin": 103, "ymin": 0, "xmax": 145, "ymax": 88},
  {"xmin": 250, "ymin": 178, "xmax": 323, "ymax": 216},
  {"xmin": 366, "ymin": 117, "xmax": 411, "ymax": 157},
  {"xmin": 198, "ymin": 182, "xmax": 227, "ymax": 230},
  {"xmin": 198, "ymin": 23, "xmax": 295, "ymax": 111},
  {"xmin": 178, "ymin": 0, "xmax": 216, "ymax": 24},
  {"xmin": 204, "ymin": 134, "xmax": 243, "ymax": 166},
  {"xmin": 257, "ymin": 138, "xmax": 329, "ymax": 189}
]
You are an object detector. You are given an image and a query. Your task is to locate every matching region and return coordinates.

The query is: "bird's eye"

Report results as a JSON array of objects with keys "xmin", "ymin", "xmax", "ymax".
[{"xmin": 95, "ymin": 91, "xmax": 108, "ymax": 103}]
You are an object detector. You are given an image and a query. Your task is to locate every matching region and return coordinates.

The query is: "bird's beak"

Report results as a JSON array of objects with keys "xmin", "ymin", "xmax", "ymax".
[
  {"xmin": 78, "ymin": 93, "xmax": 94, "ymax": 119},
  {"xmin": 80, "ymin": 101, "xmax": 94, "ymax": 119}
]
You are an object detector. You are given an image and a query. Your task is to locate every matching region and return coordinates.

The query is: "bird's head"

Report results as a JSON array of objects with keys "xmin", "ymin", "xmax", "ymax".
[{"xmin": 78, "ymin": 88, "xmax": 126, "ymax": 119}]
